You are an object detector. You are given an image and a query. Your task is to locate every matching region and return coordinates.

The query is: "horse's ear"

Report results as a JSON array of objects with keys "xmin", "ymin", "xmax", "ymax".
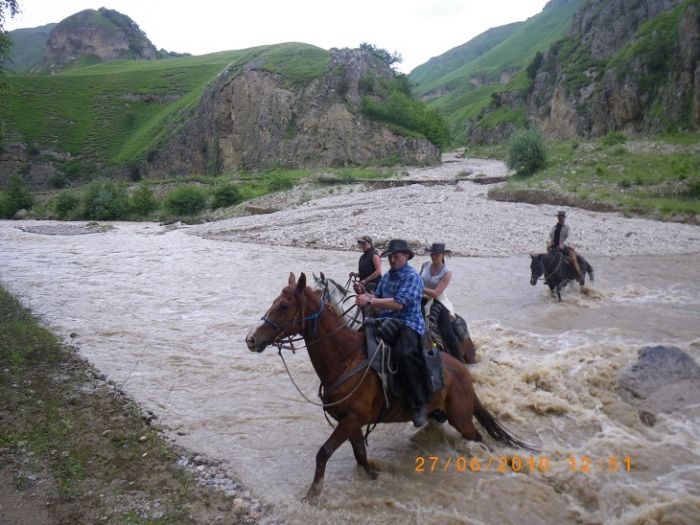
[
  {"xmin": 530, "ymin": 253, "xmax": 536, "ymax": 259},
  {"xmin": 320, "ymin": 271, "xmax": 325, "ymax": 281},
  {"xmin": 297, "ymin": 272, "xmax": 307, "ymax": 293},
  {"xmin": 288, "ymin": 272, "xmax": 296, "ymax": 287}
]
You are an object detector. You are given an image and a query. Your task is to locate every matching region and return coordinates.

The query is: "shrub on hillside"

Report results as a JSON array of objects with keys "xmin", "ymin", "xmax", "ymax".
[
  {"xmin": 211, "ymin": 184, "xmax": 242, "ymax": 209},
  {"xmin": 0, "ymin": 175, "xmax": 34, "ymax": 219},
  {"xmin": 163, "ymin": 186, "xmax": 207, "ymax": 216},
  {"xmin": 602, "ymin": 131, "xmax": 627, "ymax": 146},
  {"xmin": 129, "ymin": 184, "xmax": 158, "ymax": 216},
  {"xmin": 507, "ymin": 129, "xmax": 546, "ymax": 177},
  {"xmin": 82, "ymin": 180, "xmax": 130, "ymax": 220},
  {"xmin": 51, "ymin": 191, "xmax": 81, "ymax": 220}
]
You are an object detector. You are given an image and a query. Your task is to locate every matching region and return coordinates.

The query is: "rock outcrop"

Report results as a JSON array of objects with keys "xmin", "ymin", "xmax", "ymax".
[
  {"xmin": 528, "ymin": 0, "xmax": 699, "ymax": 138},
  {"xmin": 32, "ymin": 8, "xmax": 158, "ymax": 73},
  {"xmin": 147, "ymin": 48, "xmax": 440, "ymax": 176},
  {"xmin": 617, "ymin": 345, "xmax": 700, "ymax": 420}
]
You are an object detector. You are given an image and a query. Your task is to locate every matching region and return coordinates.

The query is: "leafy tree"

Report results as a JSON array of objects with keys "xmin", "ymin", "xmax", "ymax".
[
  {"xmin": 211, "ymin": 184, "xmax": 242, "ymax": 209},
  {"xmin": 129, "ymin": 183, "xmax": 158, "ymax": 216},
  {"xmin": 0, "ymin": 174, "xmax": 33, "ymax": 218},
  {"xmin": 359, "ymin": 42, "xmax": 401, "ymax": 67},
  {"xmin": 163, "ymin": 185, "xmax": 207, "ymax": 216},
  {"xmin": 51, "ymin": 190, "xmax": 81, "ymax": 220},
  {"xmin": 0, "ymin": 1, "xmax": 20, "ymax": 82},
  {"xmin": 507, "ymin": 129, "xmax": 546, "ymax": 177},
  {"xmin": 82, "ymin": 180, "xmax": 130, "ymax": 220}
]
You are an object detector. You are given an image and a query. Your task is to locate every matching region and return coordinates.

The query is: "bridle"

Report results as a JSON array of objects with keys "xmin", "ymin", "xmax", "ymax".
[
  {"xmin": 261, "ymin": 287, "xmax": 376, "ymax": 413},
  {"xmin": 533, "ymin": 251, "xmax": 564, "ymax": 282}
]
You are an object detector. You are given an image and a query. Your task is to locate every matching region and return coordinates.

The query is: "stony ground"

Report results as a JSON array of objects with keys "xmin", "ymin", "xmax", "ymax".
[{"xmin": 194, "ymin": 152, "xmax": 700, "ymax": 258}]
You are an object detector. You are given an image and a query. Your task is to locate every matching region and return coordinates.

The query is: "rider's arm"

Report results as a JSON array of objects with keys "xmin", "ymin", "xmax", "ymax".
[
  {"xmin": 423, "ymin": 271, "xmax": 451, "ymax": 299},
  {"xmin": 362, "ymin": 294, "xmax": 404, "ymax": 311}
]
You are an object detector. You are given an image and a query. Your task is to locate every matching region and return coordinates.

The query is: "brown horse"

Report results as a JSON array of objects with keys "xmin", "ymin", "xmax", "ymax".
[{"xmin": 245, "ymin": 272, "xmax": 535, "ymax": 503}]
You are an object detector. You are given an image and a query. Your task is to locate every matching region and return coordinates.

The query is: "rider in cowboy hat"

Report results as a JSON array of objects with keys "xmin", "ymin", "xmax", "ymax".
[
  {"xmin": 355, "ymin": 239, "xmax": 430, "ymax": 427},
  {"xmin": 547, "ymin": 210, "xmax": 584, "ymax": 285}
]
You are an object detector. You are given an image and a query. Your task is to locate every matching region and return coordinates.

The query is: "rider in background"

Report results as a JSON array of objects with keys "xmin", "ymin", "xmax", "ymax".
[
  {"xmin": 356, "ymin": 239, "xmax": 429, "ymax": 428},
  {"xmin": 420, "ymin": 242, "xmax": 462, "ymax": 361},
  {"xmin": 350, "ymin": 235, "xmax": 381, "ymax": 292},
  {"xmin": 547, "ymin": 210, "xmax": 584, "ymax": 285}
]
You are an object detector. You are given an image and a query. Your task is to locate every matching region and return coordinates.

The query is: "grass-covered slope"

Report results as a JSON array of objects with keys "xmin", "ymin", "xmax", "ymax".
[
  {"xmin": 0, "ymin": 43, "xmax": 329, "ymax": 177},
  {"xmin": 4, "ymin": 24, "xmax": 55, "ymax": 72},
  {"xmin": 409, "ymin": 0, "xmax": 584, "ymax": 142}
]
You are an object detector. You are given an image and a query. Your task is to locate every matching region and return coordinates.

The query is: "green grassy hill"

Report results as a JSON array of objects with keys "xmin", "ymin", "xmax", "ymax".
[
  {"xmin": 409, "ymin": 0, "xmax": 584, "ymax": 143},
  {"xmin": 0, "ymin": 43, "xmax": 329, "ymax": 182},
  {"xmin": 4, "ymin": 24, "xmax": 55, "ymax": 72}
]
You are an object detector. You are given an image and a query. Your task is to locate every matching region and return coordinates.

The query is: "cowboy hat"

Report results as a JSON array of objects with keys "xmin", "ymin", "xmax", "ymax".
[
  {"xmin": 424, "ymin": 242, "xmax": 452, "ymax": 255},
  {"xmin": 380, "ymin": 239, "xmax": 415, "ymax": 259},
  {"xmin": 556, "ymin": 210, "xmax": 566, "ymax": 217}
]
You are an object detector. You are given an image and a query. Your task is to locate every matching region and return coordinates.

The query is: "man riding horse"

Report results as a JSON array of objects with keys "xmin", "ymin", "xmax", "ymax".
[
  {"xmin": 355, "ymin": 239, "xmax": 430, "ymax": 428},
  {"xmin": 547, "ymin": 210, "xmax": 584, "ymax": 285}
]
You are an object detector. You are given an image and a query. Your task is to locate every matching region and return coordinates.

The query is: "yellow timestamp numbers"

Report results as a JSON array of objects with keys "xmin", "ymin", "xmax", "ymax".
[{"xmin": 415, "ymin": 455, "xmax": 633, "ymax": 474}]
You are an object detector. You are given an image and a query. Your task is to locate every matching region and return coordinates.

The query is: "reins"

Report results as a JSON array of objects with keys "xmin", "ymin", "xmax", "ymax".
[{"xmin": 270, "ymin": 290, "xmax": 375, "ymax": 410}]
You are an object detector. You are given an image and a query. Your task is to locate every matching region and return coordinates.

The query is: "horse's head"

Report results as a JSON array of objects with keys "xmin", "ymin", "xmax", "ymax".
[
  {"xmin": 246, "ymin": 272, "xmax": 311, "ymax": 353},
  {"xmin": 530, "ymin": 254, "xmax": 544, "ymax": 285}
]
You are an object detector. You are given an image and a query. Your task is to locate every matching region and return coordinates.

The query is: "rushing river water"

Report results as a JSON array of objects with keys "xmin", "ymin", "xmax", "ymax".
[{"xmin": 1, "ymin": 220, "xmax": 699, "ymax": 525}]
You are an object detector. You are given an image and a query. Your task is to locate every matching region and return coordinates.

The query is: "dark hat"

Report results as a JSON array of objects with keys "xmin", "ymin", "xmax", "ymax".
[
  {"xmin": 380, "ymin": 239, "xmax": 415, "ymax": 259},
  {"xmin": 557, "ymin": 210, "xmax": 566, "ymax": 217},
  {"xmin": 424, "ymin": 242, "xmax": 452, "ymax": 255},
  {"xmin": 356, "ymin": 235, "xmax": 372, "ymax": 245}
]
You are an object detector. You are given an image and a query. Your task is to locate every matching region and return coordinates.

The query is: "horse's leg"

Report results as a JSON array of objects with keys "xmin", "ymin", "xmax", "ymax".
[
  {"xmin": 349, "ymin": 433, "xmax": 379, "ymax": 479},
  {"xmin": 443, "ymin": 374, "xmax": 483, "ymax": 442},
  {"xmin": 304, "ymin": 414, "xmax": 361, "ymax": 504}
]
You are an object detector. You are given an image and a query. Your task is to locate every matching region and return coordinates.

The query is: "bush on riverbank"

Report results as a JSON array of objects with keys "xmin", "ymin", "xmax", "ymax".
[{"xmin": 479, "ymin": 134, "xmax": 700, "ymax": 221}]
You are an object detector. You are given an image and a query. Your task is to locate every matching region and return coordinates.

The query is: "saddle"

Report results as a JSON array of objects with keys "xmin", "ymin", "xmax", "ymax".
[{"xmin": 363, "ymin": 318, "xmax": 445, "ymax": 407}]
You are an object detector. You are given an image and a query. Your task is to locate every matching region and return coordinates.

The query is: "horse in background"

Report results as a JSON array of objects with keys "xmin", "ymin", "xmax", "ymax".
[
  {"xmin": 246, "ymin": 272, "xmax": 536, "ymax": 502},
  {"xmin": 530, "ymin": 252, "xmax": 594, "ymax": 301},
  {"xmin": 313, "ymin": 273, "xmax": 477, "ymax": 364}
]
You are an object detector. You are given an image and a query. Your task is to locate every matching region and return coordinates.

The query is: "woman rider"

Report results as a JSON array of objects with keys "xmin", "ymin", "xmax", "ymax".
[
  {"xmin": 420, "ymin": 242, "xmax": 462, "ymax": 362},
  {"xmin": 350, "ymin": 235, "xmax": 382, "ymax": 292}
]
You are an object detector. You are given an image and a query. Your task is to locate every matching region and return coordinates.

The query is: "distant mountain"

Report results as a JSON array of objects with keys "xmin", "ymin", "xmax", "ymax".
[
  {"xmin": 4, "ymin": 23, "xmax": 56, "ymax": 72},
  {"xmin": 409, "ymin": 0, "xmax": 585, "ymax": 143},
  {"xmin": 31, "ymin": 8, "xmax": 160, "ymax": 73},
  {"xmin": 471, "ymin": 0, "xmax": 700, "ymax": 143}
]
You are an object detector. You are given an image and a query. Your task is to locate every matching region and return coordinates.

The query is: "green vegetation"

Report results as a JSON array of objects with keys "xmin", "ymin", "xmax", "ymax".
[
  {"xmin": 506, "ymin": 129, "xmax": 546, "ymax": 176},
  {"xmin": 482, "ymin": 134, "xmax": 700, "ymax": 218},
  {"xmin": 409, "ymin": 0, "xmax": 585, "ymax": 142},
  {"xmin": 163, "ymin": 185, "xmax": 208, "ymax": 216},
  {"xmin": 0, "ymin": 43, "xmax": 330, "ymax": 171},
  {"xmin": 0, "ymin": 174, "xmax": 34, "ymax": 218}
]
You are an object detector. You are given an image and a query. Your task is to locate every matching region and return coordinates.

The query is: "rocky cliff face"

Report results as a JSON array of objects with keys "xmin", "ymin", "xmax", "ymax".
[
  {"xmin": 527, "ymin": 0, "xmax": 699, "ymax": 138},
  {"xmin": 147, "ymin": 48, "xmax": 440, "ymax": 175},
  {"xmin": 33, "ymin": 8, "xmax": 158, "ymax": 73}
]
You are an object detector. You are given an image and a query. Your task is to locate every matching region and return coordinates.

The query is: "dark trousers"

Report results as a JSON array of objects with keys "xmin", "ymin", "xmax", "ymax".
[
  {"xmin": 395, "ymin": 325, "xmax": 429, "ymax": 410},
  {"xmin": 433, "ymin": 304, "xmax": 461, "ymax": 359}
]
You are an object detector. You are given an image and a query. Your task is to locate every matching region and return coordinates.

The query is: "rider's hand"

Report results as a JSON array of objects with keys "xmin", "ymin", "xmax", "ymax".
[
  {"xmin": 353, "ymin": 282, "xmax": 366, "ymax": 295},
  {"xmin": 349, "ymin": 271, "xmax": 356, "ymax": 278}
]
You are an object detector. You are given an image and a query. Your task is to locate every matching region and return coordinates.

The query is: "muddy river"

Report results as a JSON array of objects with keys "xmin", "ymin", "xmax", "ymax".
[{"xmin": 0, "ymin": 219, "xmax": 698, "ymax": 524}]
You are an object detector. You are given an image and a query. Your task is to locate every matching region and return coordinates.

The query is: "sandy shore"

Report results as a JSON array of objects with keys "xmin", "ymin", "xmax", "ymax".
[{"xmin": 193, "ymin": 153, "xmax": 700, "ymax": 257}]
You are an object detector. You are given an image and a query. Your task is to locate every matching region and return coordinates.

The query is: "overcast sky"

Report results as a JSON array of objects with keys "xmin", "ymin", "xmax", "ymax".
[{"xmin": 6, "ymin": 0, "xmax": 551, "ymax": 72}]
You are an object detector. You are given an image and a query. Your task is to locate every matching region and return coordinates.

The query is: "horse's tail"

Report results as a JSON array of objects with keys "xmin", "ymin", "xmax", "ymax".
[{"xmin": 474, "ymin": 396, "xmax": 539, "ymax": 451}]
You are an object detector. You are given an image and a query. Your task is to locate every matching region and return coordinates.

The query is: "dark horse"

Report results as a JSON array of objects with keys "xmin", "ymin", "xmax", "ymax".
[
  {"xmin": 530, "ymin": 251, "xmax": 594, "ymax": 301},
  {"xmin": 246, "ymin": 272, "xmax": 536, "ymax": 502}
]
